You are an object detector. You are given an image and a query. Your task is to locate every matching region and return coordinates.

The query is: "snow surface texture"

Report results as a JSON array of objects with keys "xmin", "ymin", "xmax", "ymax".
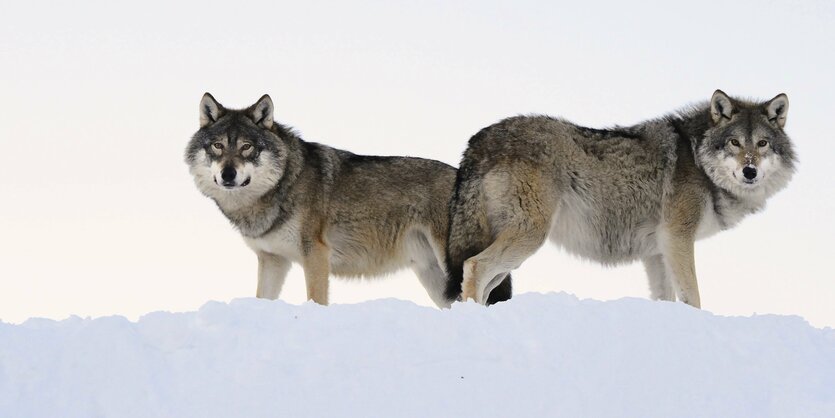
[{"xmin": 2, "ymin": 293, "xmax": 834, "ymax": 418}]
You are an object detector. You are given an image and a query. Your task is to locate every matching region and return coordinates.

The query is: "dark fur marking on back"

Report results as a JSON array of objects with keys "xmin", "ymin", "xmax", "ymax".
[
  {"xmin": 345, "ymin": 154, "xmax": 397, "ymax": 164},
  {"xmin": 576, "ymin": 126, "xmax": 643, "ymax": 140}
]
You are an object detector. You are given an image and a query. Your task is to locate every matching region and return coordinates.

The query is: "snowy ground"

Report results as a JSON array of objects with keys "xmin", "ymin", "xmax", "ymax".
[{"xmin": 1, "ymin": 293, "xmax": 834, "ymax": 418}]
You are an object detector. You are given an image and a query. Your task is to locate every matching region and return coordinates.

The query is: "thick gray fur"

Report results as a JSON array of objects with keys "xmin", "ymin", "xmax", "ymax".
[
  {"xmin": 186, "ymin": 93, "xmax": 458, "ymax": 307},
  {"xmin": 446, "ymin": 90, "xmax": 795, "ymax": 307}
]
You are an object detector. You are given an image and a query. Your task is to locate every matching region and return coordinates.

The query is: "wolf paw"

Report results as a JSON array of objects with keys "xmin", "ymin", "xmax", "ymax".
[{"xmin": 460, "ymin": 279, "xmax": 477, "ymax": 302}]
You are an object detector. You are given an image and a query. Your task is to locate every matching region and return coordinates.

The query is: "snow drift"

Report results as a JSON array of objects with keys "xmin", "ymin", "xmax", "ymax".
[{"xmin": 2, "ymin": 293, "xmax": 834, "ymax": 418}]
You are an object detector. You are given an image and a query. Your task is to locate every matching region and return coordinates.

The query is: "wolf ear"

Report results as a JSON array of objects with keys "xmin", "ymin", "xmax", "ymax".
[
  {"xmin": 199, "ymin": 93, "xmax": 223, "ymax": 127},
  {"xmin": 250, "ymin": 94, "xmax": 274, "ymax": 129},
  {"xmin": 765, "ymin": 93, "xmax": 789, "ymax": 128},
  {"xmin": 710, "ymin": 89, "xmax": 735, "ymax": 125}
]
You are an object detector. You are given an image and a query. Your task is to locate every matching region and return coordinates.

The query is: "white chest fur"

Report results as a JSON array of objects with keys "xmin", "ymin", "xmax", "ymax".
[
  {"xmin": 243, "ymin": 215, "xmax": 304, "ymax": 262},
  {"xmin": 695, "ymin": 199, "xmax": 724, "ymax": 240},
  {"xmin": 696, "ymin": 193, "xmax": 764, "ymax": 241}
]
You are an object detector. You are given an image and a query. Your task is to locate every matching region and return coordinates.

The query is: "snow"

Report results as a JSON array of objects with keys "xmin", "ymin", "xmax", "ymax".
[{"xmin": 2, "ymin": 293, "xmax": 834, "ymax": 418}]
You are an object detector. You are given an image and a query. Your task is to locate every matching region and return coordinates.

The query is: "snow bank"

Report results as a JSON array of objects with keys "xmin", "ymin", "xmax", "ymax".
[{"xmin": 1, "ymin": 293, "xmax": 834, "ymax": 418}]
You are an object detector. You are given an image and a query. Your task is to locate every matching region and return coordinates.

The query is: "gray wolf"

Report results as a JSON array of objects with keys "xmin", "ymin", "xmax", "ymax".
[
  {"xmin": 185, "ymin": 93, "xmax": 460, "ymax": 307},
  {"xmin": 444, "ymin": 90, "xmax": 795, "ymax": 307}
]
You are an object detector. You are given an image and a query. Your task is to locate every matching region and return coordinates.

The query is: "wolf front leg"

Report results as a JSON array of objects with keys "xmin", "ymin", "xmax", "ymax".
[
  {"xmin": 660, "ymin": 231, "xmax": 700, "ymax": 308},
  {"xmin": 302, "ymin": 242, "xmax": 330, "ymax": 305},
  {"xmin": 642, "ymin": 254, "xmax": 676, "ymax": 301},
  {"xmin": 661, "ymin": 155, "xmax": 705, "ymax": 308},
  {"xmin": 256, "ymin": 252, "xmax": 292, "ymax": 299}
]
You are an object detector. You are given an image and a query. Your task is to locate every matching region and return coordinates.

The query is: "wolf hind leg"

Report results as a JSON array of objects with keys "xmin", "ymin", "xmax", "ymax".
[
  {"xmin": 412, "ymin": 246, "xmax": 452, "ymax": 308},
  {"xmin": 413, "ymin": 260, "xmax": 453, "ymax": 309},
  {"xmin": 483, "ymin": 272, "xmax": 511, "ymax": 305},
  {"xmin": 410, "ymin": 229, "xmax": 454, "ymax": 308},
  {"xmin": 460, "ymin": 166, "xmax": 556, "ymax": 305},
  {"xmin": 485, "ymin": 274, "xmax": 512, "ymax": 305},
  {"xmin": 642, "ymin": 254, "xmax": 675, "ymax": 301},
  {"xmin": 463, "ymin": 223, "xmax": 549, "ymax": 304}
]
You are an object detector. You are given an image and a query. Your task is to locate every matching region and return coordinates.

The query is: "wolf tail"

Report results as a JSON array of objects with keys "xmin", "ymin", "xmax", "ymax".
[{"xmin": 444, "ymin": 140, "xmax": 512, "ymax": 305}]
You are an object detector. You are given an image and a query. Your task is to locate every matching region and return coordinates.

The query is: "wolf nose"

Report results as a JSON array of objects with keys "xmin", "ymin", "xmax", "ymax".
[
  {"xmin": 221, "ymin": 166, "xmax": 237, "ymax": 182},
  {"xmin": 742, "ymin": 166, "xmax": 757, "ymax": 180}
]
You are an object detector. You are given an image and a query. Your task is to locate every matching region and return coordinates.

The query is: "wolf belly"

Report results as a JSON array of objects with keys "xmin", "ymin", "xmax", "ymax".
[
  {"xmin": 548, "ymin": 193, "xmax": 659, "ymax": 265},
  {"xmin": 327, "ymin": 228, "xmax": 439, "ymax": 279}
]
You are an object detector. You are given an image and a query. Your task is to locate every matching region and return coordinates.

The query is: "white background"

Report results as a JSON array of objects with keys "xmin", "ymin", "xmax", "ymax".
[{"xmin": 1, "ymin": 0, "xmax": 832, "ymax": 326}]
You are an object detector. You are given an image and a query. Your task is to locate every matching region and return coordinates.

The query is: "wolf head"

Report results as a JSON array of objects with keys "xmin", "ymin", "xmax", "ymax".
[
  {"xmin": 185, "ymin": 93, "xmax": 287, "ymax": 208},
  {"xmin": 695, "ymin": 90, "xmax": 796, "ymax": 199}
]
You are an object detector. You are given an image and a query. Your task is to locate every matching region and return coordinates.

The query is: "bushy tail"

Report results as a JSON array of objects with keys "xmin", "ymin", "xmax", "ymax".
[{"xmin": 444, "ymin": 157, "xmax": 512, "ymax": 305}]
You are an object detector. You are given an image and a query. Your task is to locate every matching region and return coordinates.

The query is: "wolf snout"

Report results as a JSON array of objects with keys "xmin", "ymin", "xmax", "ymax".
[
  {"xmin": 221, "ymin": 166, "xmax": 237, "ymax": 182},
  {"xmin": 742, "ymin": 166, "xmax": 757, "ymax": 181},
  {"xmin": 216, "ymin": 165, "xmax": 251, "ymax": 188},
  {"xmin": 219, "ymin": 166, "xmax": 240, "ymax": 188}
]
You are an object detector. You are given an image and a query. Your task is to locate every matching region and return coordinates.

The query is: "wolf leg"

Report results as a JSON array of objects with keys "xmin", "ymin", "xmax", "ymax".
[
  {"xmin": 483, "ymin": 272, "xmax": 510, "ymax": 303},
  {"xmin": 642, "ymin": 254, "xmax": 675, "ymax": 301},
  {"xmin": 415, "ymin": 229, "xmax": 454, "ymax": 308},
  {"xmin": 661, "ymin": 235, "xmax": 700, "ymax": 308},
  {"xmin": 413, "ymin": 260, "xmax": 453, "ymax": 309},
  {"xmin": 485, "ymin": 274, "xmax": 512, "ymax": 305},
  {"xmin": 463, "ymin": 225, "xmax": 548, "ymax": 304},
  {"xmin": 256, "ymin": 252, "xmax": 291, "ymax": 299},
  {"xmin": 460, "ymin": 167, "xmax": 555, "ymax": 304},
  {"xmin": 302, "ymin": 243, "xmax": 330, "ymax": 305}
]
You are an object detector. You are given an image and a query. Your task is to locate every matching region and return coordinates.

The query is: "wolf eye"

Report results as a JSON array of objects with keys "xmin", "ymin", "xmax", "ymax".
[
  {"xmin": 757, "ymin": 140, "xmax": 768, "ymax": 147},
  {"xmin": 730, "ymin": 139, "xmax": 741, "ymax": 147},
  {"xmin": 212, "ymin": 142, "xmax": 224, "ymax": 150},
  {"xmin": 241, "ymin": 143, "xmax": 252, "ymax": 151}
]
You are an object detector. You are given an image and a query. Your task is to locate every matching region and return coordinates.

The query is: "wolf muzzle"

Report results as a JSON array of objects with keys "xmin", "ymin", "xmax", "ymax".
[{"xmin": 742, "ymin": 165, "xmax": 757, "ymax": 182}]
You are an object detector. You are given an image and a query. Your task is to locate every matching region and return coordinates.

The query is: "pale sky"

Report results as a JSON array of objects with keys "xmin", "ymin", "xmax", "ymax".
[{"xmin": 1, "ymin": 0, "xmax": 833, "ymax": 327}]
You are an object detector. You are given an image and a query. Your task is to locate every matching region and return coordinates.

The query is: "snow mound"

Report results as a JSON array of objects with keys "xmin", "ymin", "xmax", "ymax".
[{"xmin": 2, "ymin": 293, "xmax": 834, "ymax": 418}]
